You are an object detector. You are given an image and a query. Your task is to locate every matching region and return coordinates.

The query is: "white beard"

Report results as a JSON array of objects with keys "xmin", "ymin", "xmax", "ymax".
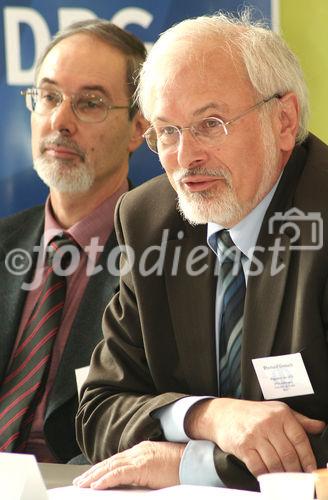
[
  {"xmin": 34, "ymin": 156, "xmax": 95, "ymax": 193},
  {"xmin": 175, "ymin": 178, "xmax": 243, "ymax": 226},
  {"xmin": 173, "ymin": 120, "xmax": 279, "ymax": 227}
]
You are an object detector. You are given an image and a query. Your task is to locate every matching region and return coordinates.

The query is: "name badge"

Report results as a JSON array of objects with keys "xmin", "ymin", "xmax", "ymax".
[{"xmin": 252, "ymin": 353, "xmax": 314, "ymax": 400}]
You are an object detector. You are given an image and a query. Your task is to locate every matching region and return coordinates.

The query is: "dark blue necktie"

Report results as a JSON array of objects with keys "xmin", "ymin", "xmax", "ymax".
[{"xmin": 217, "ymin": 230, "xmax": 246, "ymax": 398}]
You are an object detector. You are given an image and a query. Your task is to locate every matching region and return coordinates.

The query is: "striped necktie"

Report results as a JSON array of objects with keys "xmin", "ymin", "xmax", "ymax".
[
  {"xmin": 217, "ymin": 230, "xmax": 246, "ymax": 398},
  {"xmin": 0, "ymin": 234, "xmax": 76, "ymax": 452}
]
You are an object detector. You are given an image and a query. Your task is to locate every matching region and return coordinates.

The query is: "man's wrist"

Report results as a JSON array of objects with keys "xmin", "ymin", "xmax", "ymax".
[
  {"xmin": 154, "ymin": 396, "xmax": 212, "ymax": 442},
  {"xmin": 184, "ymin": 398, "xmax": 214, "ymax": 440},
  {"xmin": 185, "ymin": 397, "xmax": 233, "ymax": 442}
]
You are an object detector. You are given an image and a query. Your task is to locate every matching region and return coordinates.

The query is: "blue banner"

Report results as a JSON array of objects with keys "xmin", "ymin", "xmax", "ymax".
[{"xmin": 0, "ymin": 0, "xmax": 272, "ymax": 216}]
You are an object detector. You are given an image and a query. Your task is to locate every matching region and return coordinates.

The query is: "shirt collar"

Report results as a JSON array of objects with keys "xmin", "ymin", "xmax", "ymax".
[
  {"xmin": 42, "ymin": 179, "xmax": 128, "ymax": 259},
  {"xmin": 207, "ymin": 175, "xmax": 280, "ymax": 259}
]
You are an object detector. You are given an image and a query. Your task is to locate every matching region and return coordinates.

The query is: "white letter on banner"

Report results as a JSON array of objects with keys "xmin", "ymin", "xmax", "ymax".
[
  {"xmin": 58, "ymin": 8, "xmax": 97, "ymax": 30},
  {"xmin": 4, "ymin": 7, "xmax": 51, "ymax": 85},
  {"xmin": 111, "ymin": 8, "xmax": 153, "ymax": 51}
]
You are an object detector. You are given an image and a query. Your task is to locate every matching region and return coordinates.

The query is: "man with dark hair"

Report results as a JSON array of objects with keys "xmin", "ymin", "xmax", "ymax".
[{"xmin": 0, "ymin": 19, "xmax": 147, "ymax": 462}]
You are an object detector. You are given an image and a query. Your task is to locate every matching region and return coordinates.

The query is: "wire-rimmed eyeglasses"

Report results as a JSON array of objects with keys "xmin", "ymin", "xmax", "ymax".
[
  {"xmin": 143, "ymin": 94, "xmax": 281, "ymax": 154},
  {"xmin": 21, "ymin": 87, "xmax": 130, "ymax": 123}
]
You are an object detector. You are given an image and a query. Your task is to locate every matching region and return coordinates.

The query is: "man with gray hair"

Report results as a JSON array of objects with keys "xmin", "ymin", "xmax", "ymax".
[
  {"xmin": 0, "ymin": 19, "xmax": 147, "ymax": 462},
  {"xmin": 75, "ymin": 11, "xmax": 328, "ymax": 490}
]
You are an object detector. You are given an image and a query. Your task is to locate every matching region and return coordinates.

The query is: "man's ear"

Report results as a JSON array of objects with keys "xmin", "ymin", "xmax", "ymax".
[
  {"xmin": 276, "ymin": 92, "xmax": 300, "ymax": 151},
  {"xmin": 128, "ymin": 111, "xmax": 149, "ymax": 153}
]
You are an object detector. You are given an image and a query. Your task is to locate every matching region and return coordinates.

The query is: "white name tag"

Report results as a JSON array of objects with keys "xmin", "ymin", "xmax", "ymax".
[{"xmin": 252, "ymin": 353, "xmax": 314, "ymax": 400}]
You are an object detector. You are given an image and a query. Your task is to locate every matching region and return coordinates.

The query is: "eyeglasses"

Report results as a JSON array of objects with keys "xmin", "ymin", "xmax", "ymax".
[
  {"xmin": 143, "ymin": 94, "xmax": 280, "ymax": 154},
  {"xmin": 21, "ymin": 87, "xmax": 130, "ymax": 123}
]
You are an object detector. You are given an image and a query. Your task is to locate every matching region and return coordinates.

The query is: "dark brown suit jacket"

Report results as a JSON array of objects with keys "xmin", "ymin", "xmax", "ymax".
[
  {"xmin": 0, "ymin": 206, "xmax": 119, "ymax": 462},
  {"xmin": 77, "ymin": 134, "xmax": 328, "ymax": 489}
]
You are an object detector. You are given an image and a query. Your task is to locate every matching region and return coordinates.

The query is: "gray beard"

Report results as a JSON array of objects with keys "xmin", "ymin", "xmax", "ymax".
[
  {"xmin": 172, "ymin": 165, "xmax": 243, "ymax": 227},
  {"xmin": 176, "ymin": 186, "xmax": 243, "ymax": 227},
  {"xmin": 33, "ymin": 156, "xmax": 95, "ymax": 193},
  {"xmin": 174, "ymin": 120, "xmax": 279, "ymax": 227}
]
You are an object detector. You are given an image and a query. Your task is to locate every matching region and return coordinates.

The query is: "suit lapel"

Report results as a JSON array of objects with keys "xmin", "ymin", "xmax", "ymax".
[
  {"xmin": 242, "ymin": 143, "xmax": 308, "ymax": 400},
  {"xmin": 0, "ymin": 209, "xmax": 44, "ymax": 379},
  {"xmin": 165, "ymin": 223, "xmax": 218, "ymax": 395},
  {"xmin": 242, "ymin": 233, "xmax": 292, "ymax": 399}
]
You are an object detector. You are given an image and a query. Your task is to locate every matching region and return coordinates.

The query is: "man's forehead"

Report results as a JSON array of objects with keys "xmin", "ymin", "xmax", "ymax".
[
  {"xmin": 153, "ymin": 46, "xmax": 248, "ymax": 94},
  {"xmin": 142, "ymin": 40, "xmax": 253, "ymax": 122},
  {"xmin": 37, "ymin": 34, "xmax": 128, "ymax": 96},
  {"xmin": 39, "ymin": 34, "xmax": 126, "ymax": 75},
  {"xmin": 150, "ymin": 65, "xmax": 252, "ymax": 120}
]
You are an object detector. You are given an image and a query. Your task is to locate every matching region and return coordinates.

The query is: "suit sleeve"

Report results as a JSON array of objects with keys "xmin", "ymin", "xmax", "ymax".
[{"xmin": 75, "ymin": 195, "xmax": 189, "ymax": 463}]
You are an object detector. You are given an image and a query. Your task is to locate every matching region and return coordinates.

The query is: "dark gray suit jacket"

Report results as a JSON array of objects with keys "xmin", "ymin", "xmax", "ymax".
[
  {"xmin": 0, "ymin": 206, "xmax": 119, "ymax": 461},
  {"xmin": 77, "ymin": 134, "xmax": 328, "ymax": 488}
]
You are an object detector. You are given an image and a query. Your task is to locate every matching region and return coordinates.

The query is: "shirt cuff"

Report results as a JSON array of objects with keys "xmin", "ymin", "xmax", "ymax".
[
  {"xmin": 154, "ymin": 396, "xmax": 211, "ymax": 442},
  {"xmin": 179, "ymin": 440, "xmax": 224, "ymax": 487}
]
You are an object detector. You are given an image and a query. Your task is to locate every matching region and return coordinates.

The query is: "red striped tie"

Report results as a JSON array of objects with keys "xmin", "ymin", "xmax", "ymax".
[{"xmin": 0, "ymin": 235, "xmax": 76, "ymax": 452}]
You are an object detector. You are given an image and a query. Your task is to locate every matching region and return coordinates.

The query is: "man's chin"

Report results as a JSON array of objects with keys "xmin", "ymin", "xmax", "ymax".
[
  {"xmin": 33, "ymin": 160, "xmax": 94, "ymax": 193},
  {"xmin": 176, "ymin": 191, "xmax": 244, "ymax": 227},
  {"xmin": 176, "ymin": 195, "xmax": 216, "ymax": 225}
]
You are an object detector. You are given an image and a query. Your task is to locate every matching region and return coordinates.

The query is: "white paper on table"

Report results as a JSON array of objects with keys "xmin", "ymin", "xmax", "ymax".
[
  {"xmin": 149, "ymin": 485, "xmax": 261, "ymax": 499},
  {"xmin": 48, "ymin": 485, "xmax": 148, "ymax": 499},
  {"xmin": 47, "ymin": 484, "xmax": 261, "ymax": 499},
  {"xmin": 0, "ymin": 452, "xmax": 48, "ymax": 500}
]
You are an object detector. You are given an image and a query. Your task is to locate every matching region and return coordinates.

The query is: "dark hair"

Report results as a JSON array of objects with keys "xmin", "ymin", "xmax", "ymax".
[{"xmin": 35, "ymin": 19, "xmax": 147, "ymax": 118}]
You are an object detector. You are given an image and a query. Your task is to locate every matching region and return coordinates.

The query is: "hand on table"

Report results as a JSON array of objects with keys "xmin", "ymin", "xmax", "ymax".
[
  {"xmin": 185, "ymin": 398, "xmax": 326, "ymax": 478},
  {"xmin": 73, "ymin": 441, "xmax": 185, "ymax": 490}
]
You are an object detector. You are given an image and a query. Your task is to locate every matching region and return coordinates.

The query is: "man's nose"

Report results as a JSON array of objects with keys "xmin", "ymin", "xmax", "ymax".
[
  {"xmin": 50, "ymin": 98, "xmax": 78, "ymax": 135},
  {"xmin": 176, "ymin": 129, "xmax": 208, "ymax": 168}
]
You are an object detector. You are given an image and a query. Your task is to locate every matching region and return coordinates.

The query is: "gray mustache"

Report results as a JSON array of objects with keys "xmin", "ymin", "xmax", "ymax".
[
  {"xmin": 40, "ymin": 134, "xmax": 85, "ymax": 160},
  {"xmin": 173, "ymin": 167, "xmax": 231, "ymax": 184}
]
